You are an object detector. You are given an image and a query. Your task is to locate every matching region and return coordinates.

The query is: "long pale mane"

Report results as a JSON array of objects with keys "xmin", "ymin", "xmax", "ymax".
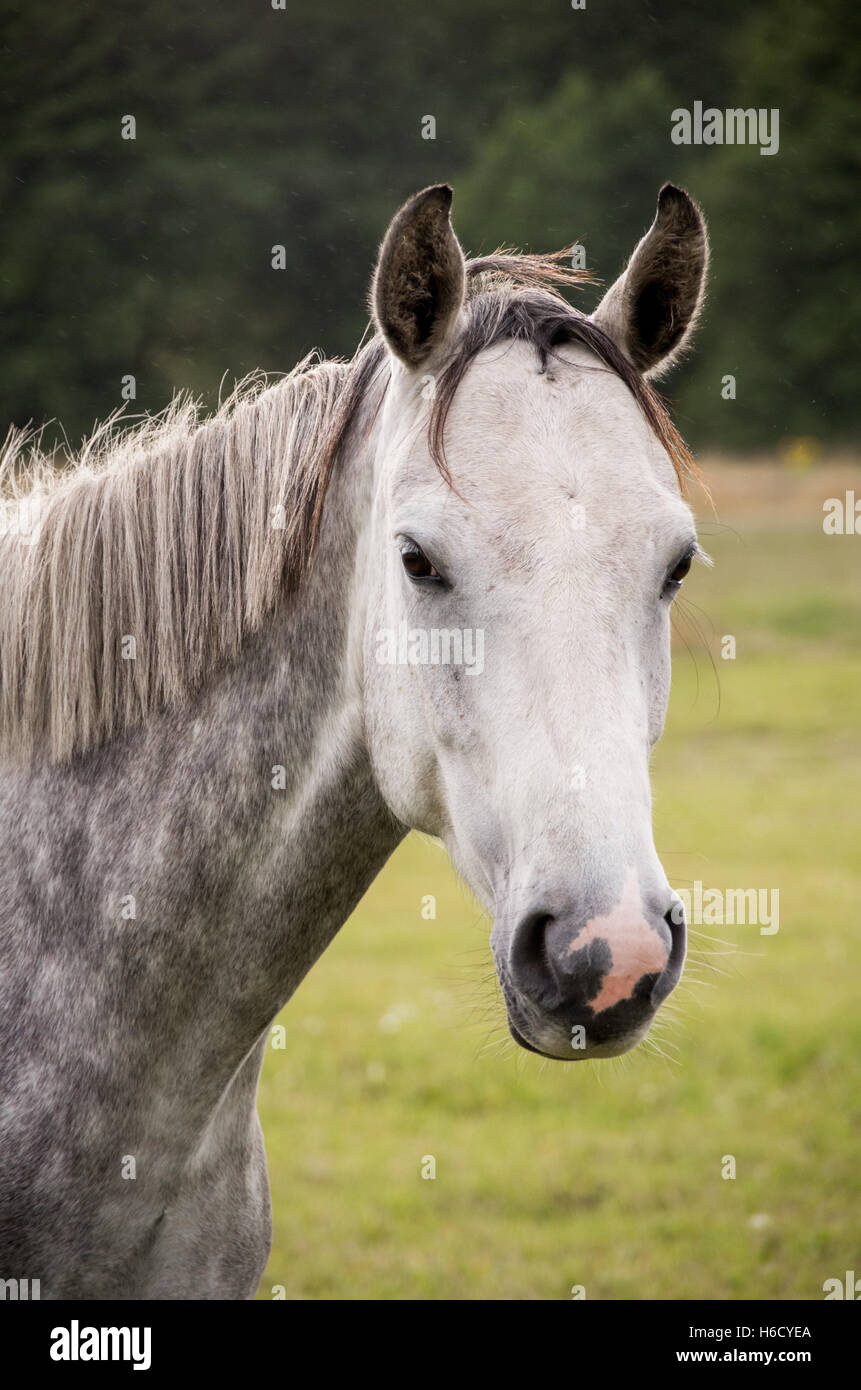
[
  {"xmin": 0, "ymin": 249, "xmax": 696, "ymax": 766},
  {"xmin": 0, "ymin": 353, "xmax": 382, "ymax": 765}
]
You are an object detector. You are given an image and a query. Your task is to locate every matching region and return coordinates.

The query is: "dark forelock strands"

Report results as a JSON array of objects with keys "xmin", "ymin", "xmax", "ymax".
[{"xmin": 426, "ymin": 248, "xmax": 701, "ymax": 496}]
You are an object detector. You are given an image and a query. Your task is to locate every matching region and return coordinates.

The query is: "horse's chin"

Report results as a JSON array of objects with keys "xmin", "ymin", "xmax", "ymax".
[{"xmin": 506, "ymin": 1013, "xmax": 653, "ymax": 1062}]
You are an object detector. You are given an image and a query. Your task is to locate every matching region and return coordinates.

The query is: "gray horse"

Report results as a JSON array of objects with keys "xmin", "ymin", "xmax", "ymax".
[{"xmin": 0, "ymin": 183, "xmax": 708, "ymax": 1298}]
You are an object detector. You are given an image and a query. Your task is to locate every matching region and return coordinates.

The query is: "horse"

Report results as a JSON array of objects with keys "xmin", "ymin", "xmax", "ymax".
[{"xmin": 0, "ymin": 182, "xmax": 708, "ymax": 1298}]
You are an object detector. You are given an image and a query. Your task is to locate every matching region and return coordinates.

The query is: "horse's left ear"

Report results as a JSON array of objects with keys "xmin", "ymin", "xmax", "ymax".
[
  {"xmin": 591, "ymin": 184, "xmax": 708, "ymax": 378},
  {"xmin": 371, "ymin": 184, "xmax": 466, "ymax": 371}
]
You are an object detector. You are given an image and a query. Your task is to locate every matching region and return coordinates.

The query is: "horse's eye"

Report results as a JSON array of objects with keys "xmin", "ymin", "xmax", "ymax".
[
  {"xmin": 400, "ymin": 542, "xmax": 440, "ymax": 582},
  {"xmin": 668, "ymin": 553, "xmax": 693, "ymax": 585}
]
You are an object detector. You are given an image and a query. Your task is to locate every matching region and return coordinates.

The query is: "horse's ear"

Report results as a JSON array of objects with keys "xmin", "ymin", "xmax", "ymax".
[
  {"xmin": 371, "ymin": 184, "xmax": 465, "ymax": 371},
  {"xmin": 591, "ymin": 184, "xmax": 708, "ymax": 378}
]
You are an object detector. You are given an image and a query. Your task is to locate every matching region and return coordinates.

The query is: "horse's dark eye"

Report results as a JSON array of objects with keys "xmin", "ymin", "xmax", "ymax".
[
  {"xmin": 668, "ymin": 553, "xmax": 693, "ymax": 585},
  {"xmin": 400, "ymin": 543, "xmax": 440, "ymax": 581}
]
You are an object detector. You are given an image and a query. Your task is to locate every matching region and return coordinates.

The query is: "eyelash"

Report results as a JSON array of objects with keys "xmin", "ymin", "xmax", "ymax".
[{"xmin": 663, "ymin": 546, "xmax": 697, "ymax": 596}]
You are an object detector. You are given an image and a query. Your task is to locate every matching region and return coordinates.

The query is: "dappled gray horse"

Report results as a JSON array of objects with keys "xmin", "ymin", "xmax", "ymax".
[{"xmin": 0, "ymin": 183, "xmax": 708, "ymax": 1298}]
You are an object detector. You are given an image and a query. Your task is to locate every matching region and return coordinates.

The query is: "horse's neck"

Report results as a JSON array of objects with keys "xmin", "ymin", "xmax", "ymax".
[
  {"xmin": 134, "ymin": 410, "xmax": 403, "ymax": 1054},
  {"xmin": 2, "ymin": 403, "xmax": 402, "ymax": 1123}
]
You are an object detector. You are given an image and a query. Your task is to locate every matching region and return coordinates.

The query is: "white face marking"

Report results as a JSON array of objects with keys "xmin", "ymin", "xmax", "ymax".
[{"xmin": 364, "ymin": 339, "xmax": 693, "ymax": 1058}]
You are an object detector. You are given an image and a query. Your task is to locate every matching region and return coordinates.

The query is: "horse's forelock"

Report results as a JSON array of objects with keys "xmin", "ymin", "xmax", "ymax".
[{"xmin": 428, "ymin": 251, "xmax": 700, "ymax": 496}]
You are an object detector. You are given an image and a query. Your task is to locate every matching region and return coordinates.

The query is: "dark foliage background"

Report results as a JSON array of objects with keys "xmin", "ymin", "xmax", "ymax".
[{"xmin": 1, "ymin": 0, "xmax": 858, "ymax": 452}]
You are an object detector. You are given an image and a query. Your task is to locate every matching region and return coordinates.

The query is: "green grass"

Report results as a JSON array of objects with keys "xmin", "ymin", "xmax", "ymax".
[{"xmin": 256, "ymin": 518, "xmax": 860, "ymax": 1300}]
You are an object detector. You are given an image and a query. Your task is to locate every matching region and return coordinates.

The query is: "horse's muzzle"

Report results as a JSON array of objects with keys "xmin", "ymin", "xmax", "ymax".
[{"xmin": 495, "ymin": 895, "xmax": 687, "ymax": 1061}]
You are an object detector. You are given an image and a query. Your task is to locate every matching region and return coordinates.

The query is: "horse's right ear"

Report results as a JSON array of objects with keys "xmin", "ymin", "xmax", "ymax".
[
  {"xmin": 591, "ymin": 184, "xmax": 708, "ymax": 378},
  {"xmin": 371, "ymin": 184, "xmax": 465, "ymax": 371}
]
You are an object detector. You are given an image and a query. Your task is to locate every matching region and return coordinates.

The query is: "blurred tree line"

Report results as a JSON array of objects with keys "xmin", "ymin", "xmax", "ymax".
[{"xmin": 0, "ymin": 0, "xmax": 858, "ymax": 453}]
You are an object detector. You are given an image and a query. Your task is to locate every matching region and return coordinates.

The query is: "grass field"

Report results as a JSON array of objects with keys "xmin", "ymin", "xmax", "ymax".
[{"xmin": 257, "ymin": 461, "xmax": 861, "ymax": 1300}]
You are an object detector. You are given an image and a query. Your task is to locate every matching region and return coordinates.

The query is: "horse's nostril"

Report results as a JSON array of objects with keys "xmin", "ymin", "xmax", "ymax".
[
  {"xmin": 651, "ymin": 902, "xmax": 687, "ymax": 1007},
  {"xmin": 509, "ymin": 911, "xmax": 560, "ymax": 1006},
  {"xmin": 665, "ymin": 901, "xmax": 686, "ymax": 936}
]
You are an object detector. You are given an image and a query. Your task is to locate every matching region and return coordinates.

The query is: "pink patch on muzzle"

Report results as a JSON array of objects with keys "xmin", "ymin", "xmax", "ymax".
[{"xmin": 566, "ymin": 867, "xmax": 669, "ymax": 1013}]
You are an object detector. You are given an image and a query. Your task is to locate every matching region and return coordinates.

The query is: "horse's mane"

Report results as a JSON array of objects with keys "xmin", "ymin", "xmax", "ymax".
[{"xmin": 0, "ymin": 249, "xmax": 697, "ymax": 765}]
